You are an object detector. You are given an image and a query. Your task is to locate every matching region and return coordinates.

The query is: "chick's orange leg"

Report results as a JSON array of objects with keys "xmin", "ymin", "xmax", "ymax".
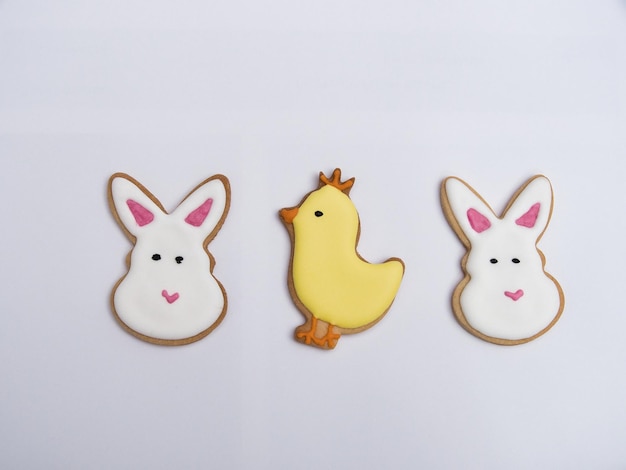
[
  {"xmin": 295, "ymin": 317, "xmax": 319, "ymax": 346},
  {"xmin": 295, "ymin": 317, "xmax": 341, "ymax": 349},
  {"xmin": 313, "ymin": 324, "xmax": 340, "ymax": 349}
]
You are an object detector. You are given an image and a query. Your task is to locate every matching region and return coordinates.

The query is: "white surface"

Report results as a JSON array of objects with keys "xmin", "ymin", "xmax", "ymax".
[{"xmin": 1, "ymin": 1, "xmax": 626, "ymax": 469}]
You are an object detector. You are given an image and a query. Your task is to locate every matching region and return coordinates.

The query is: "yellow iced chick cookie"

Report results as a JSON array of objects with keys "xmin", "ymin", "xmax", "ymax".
[{"xmin": 279, "ymin": 168, "xmax": 404, "ymax": 350}]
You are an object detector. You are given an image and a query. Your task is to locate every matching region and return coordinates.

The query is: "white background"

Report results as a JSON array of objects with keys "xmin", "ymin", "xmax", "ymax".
[{"xmin": 1, "ymin": 1, "xmax": 626, "ymax": 468}]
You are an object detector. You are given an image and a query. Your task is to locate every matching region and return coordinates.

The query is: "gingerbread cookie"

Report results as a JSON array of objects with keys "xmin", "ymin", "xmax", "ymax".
[
  {"xmin": 441, "ymin": 175, "xmax": 564, "ymax": 345},
  {"xmin": 279, "ymin": 168, "xmax": 405, "ymax": 349},
  {"xmin": 108, "ymin": 173, "xmax": 230, "ymax": 345}
]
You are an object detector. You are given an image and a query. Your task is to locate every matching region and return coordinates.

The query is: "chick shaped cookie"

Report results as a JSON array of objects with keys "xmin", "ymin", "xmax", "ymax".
[{"xmin": 280, "ymin": 168, "xmax": 405, "ymax": 349}]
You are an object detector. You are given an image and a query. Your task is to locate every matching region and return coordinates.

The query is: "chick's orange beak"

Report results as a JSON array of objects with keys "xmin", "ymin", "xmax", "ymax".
[{"xmin": 280, "ymin": 207, "xmax": 299, "ymax": 224}]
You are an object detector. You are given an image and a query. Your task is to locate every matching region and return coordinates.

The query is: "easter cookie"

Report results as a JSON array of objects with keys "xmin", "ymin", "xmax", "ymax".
[
  {"xmin": 441, "ymin": 175, "xmax": 564, "ymax": 345},
  {"xmin": 279, "ymin": 168, "xmax": 405, "ymax": 350},
  {"xmin": 108, "ymin": 173, "xmax": 230, "ymax": 345}
]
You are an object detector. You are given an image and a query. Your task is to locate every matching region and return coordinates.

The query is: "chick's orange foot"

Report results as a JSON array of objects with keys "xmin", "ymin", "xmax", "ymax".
[{"xmin": 295, "ymin": 317, "xmax": 341, "ymax": 349}]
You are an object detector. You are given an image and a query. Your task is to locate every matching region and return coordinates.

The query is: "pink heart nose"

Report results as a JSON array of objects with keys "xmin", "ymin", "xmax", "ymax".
[
  {"xmin": 161, "ymin": 290, "xmax": 180, "ymax": 304},
  {"xmin": 504, "ymin": 289, "xmax": 524, "ymax": 301}
]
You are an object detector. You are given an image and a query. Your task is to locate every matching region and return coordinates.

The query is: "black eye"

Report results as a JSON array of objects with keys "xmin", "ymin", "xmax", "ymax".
[
  {"xmin": 152, "ymin": 254, "xmax": 161, "ymax": 261},
  {"xmin": 314, "ymin": 211, "xmax": 323, "ymax": 217},
  {"xmin": 512, "ymin": 258, "xmax": 520, "ymax": 264},
  {"xmin": 490, "ymin": 258, "xmax": 498, "ymax": 264},
  {"xmin": 175, "ymin": 256, "xmax": 183, "ymax": 264}
]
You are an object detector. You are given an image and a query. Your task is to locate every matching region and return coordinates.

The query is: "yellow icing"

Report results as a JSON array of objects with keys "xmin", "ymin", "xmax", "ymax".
[{"xmin": 291, "ymin": 185, "xmax": 403, "ymax": 329}]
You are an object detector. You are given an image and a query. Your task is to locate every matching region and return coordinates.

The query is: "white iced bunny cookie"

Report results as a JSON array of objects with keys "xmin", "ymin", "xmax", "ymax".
[
  {"xmin": 441, "ymin": 175, "xmax": 564, "ymax": 345},
  {"xmin": 108, "ymin": 173, "xmax": 230, "ymax": 345}
]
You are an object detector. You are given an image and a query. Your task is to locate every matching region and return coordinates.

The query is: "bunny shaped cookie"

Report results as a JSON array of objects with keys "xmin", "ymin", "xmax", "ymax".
[
  {"xmin": 441, "ymin": 175, "xmax": 564, "ymax": 345},
  {"xmin": 108, "ymin": 173, "xmax": 230, "ymax": 345}
]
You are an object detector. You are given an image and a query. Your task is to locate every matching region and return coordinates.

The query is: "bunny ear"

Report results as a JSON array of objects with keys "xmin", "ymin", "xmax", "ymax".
[
  {"xmin": 515, "ymin": 203, "xmax": 540, "ymax": 228},
  {"xmin": 467, "ymin": 208, "xmax": 492, "ymax": 233},
  {"xmin": 173, "ymin": 175, "xmax": 230, "ymax": 240},
  {"xmin": 442, "ymin": 177, "xmax": 496, "ymax": 242},
  {"xmin": 503, "ymin": 176, "xmax": 553, "ymax": 237},
  {"xmin": 109, "ymin": 173, "xmax": 165, "ymax": 238}
]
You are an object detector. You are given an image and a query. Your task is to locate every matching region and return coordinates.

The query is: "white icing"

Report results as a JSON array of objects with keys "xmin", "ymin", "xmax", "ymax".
[
  {"xmin": 110, "ymin": 175, "xmax": 229, "ymax": 342},
  {"xmin": 444, "ymin": 176, "xmax": 563, "ymax": 341}
]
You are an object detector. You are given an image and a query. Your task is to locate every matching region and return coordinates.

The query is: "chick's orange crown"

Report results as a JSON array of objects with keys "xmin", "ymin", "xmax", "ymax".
[{"xmin": 319, "ymin": 168, "xmax": 355, "ymax": 195}]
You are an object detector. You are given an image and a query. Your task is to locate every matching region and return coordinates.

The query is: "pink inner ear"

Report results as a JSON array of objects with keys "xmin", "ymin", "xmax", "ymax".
[
  {"xmin": 467, "ymin": 208, "xmax": 491, "ymax": 233},
  {"xmin": 185, "ymin": 198, "xmax": 213, "ymax": 227},
  {"xmin": 126, "ymin": 199, "xmax": 154, "ymax": 227},
  {"xmin": 515, "ymin": 203, "xmax": 540, "ymax": 228}
]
